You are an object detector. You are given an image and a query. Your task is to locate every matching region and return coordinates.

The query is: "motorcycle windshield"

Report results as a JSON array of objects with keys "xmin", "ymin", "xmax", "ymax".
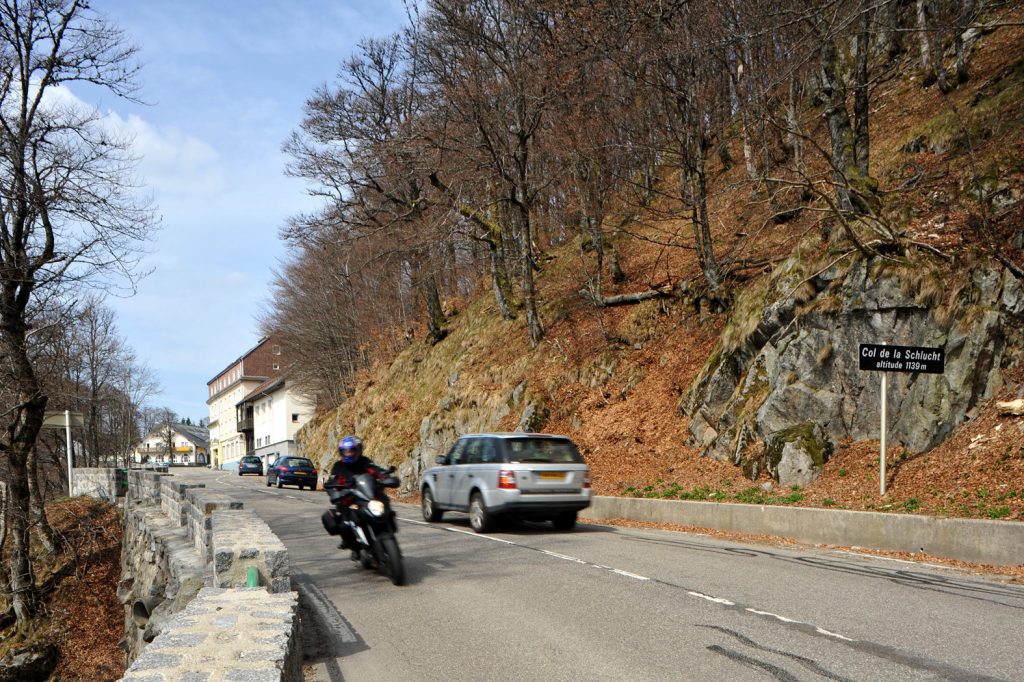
[{"xmin": 354, "ymin": 473, "xmax": 377, "ymax": 500}]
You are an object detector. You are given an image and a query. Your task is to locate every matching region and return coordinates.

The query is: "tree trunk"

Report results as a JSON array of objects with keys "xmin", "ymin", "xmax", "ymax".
[
  {"xmin": 422, "ymin": 270, "xmax": 448, "ymax": 344},
  {"xmin": 878, "ymin": 0, "xmax": 903, "ymax": 62},
  {"xmin": 513, "ymin": 200, "xmax": 543, "ymax": 348},
  {"xmin": 487, "ymin": 233, "xmax": 514, "ymax": 320},
  {"xmin": 5, "ymin": 449, "xmax": 38, "ymax": 630},
  {"xmin": 819, "ymin": 38, "xmax": 857, "ymax": 214},
  {"xmin": 785, "ymin": 76, "xmax": 804, "ymax": 174},
  {"xmin": 28, "ymin": 445, "xmax": 56, "ymax": 554},
  {"xmin": 690, "ymin": 150, "xmax": 721, "ymax": 293},
  {"xmin": 917, "ymin": 0, "xmax": 936, "ymax": 86},
  {"xmin": 853, "ymin": 10, "xmax": 872, "ymax": 179},
  {"xmin": 954, "ymin": 0, "xmax": 977, "ymax": 84},
  {"xmin": 933, "ymin": 25, "xmax": 951, "ymax": 93}
]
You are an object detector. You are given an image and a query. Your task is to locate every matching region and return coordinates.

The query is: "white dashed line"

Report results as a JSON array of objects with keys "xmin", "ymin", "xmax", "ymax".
[{"xmin": 687, "ymin": 591, "xmax": 735, "ymax": 606}]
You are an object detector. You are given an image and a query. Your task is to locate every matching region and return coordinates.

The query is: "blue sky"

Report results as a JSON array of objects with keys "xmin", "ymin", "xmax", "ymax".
[{"xmin": 71, "ymin": 1, "xmax": 410, "ymax": 420}]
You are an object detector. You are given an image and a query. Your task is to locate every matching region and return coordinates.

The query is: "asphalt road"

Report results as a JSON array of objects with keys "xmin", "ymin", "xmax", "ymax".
[{"xmin": 175, "ymin": 468, "xmax": 1024, "ymax": 681}]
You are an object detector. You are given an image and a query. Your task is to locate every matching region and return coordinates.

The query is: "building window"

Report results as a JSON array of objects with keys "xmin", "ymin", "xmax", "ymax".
[
  {"xmin": 272, "ymin": 345, "xmax": 281, "ymax": 355},
  {"xmin": 272, "ymin": 363, "xmax": 279, "ymax": 371},
  {"xmin": 292, "ymin": 413, "xmax": 299, "ymax": 423}
]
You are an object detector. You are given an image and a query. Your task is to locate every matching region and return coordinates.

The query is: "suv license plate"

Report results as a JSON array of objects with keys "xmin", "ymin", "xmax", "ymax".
[{"xmin": 539, "ymin": 472, "xmax": 564, "ymax": 480}]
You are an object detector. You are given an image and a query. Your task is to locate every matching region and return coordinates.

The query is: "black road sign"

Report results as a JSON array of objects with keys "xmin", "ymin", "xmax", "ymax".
[{"xmin": 859, "ymin": 344, "xmax": 945, "ymax": 374}]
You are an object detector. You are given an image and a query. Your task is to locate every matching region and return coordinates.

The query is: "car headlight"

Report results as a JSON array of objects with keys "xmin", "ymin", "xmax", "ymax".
[{"xmin": 367, "ymin": 500, "xmax": 386, "ymax": 517}]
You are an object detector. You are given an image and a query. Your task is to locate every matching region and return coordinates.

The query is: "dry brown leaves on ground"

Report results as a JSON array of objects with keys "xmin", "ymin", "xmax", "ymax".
[{"xmin": 1, "ymin": 497, "xmax": 126, "ymax": 682}]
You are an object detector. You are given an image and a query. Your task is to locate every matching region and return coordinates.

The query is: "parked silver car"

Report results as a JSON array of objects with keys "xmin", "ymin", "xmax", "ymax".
[{"xmin": 421, "ymin": 433, "xmax": 591, "ymax": 532}]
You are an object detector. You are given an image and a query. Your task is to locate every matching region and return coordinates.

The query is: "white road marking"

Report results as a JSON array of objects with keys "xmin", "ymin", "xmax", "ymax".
[
  {"xmin": 815, "ymin": 627, "xmax": 854, "ymax": 641},
  {"xmin": 746, "ymin": 608, "xmax": 799, "ymax": 623},
  {"xmin": 687, "ymin": 591, "xmax": 735, "ymax": 606},
  {"xmin": 611, "ymin": 568, "xmax": 650, "ymax": 581},
  {"xmin": 746, "ymin": 608, "xmax": 853, "ymax": 641}
]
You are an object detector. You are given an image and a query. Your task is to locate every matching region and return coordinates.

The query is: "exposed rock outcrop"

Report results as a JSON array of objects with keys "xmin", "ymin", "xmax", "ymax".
[{"xmin": 683, "ymin": 255, "xmax": 1024, "ymax": 486}]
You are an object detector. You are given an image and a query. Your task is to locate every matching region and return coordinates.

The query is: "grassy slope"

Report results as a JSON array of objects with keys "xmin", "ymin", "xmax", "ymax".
[{"xmin": 302, "ymin": 15, "xmax": 1024, "ymax": 521}]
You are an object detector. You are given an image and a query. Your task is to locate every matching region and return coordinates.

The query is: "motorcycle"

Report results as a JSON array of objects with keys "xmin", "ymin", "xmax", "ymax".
[{"xmin": 321, "ymin": 467, "xmax": 405, "ymax": 586}]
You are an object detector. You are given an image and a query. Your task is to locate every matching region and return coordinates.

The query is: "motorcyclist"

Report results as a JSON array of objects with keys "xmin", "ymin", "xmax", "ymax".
[{"xmin": 328, "ymin": 436, "xmax": 385, "ymax": 557}]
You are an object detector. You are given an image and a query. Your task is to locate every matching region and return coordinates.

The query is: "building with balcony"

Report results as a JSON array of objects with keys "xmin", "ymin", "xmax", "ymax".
[
  {"xmin": 241, "ymin": 376, "xmax": 315, "ymax": 465},
  {"xmin": 134, "ymin": 422, "xmax": 209, "ymax": 465},
  {"xmin": 206, "ymin": 337, "xmax": 284, "ymax": 468}
]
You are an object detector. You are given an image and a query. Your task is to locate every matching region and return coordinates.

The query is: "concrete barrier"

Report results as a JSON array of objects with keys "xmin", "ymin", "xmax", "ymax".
[{"xmin": 581, "ymin": 496, "xmax": 1024, "ymax": 566}]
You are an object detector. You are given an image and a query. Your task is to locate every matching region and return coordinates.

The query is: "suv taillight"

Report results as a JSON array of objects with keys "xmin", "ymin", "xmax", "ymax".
[
  {"xmin": 584, "ymin": 471, "xmax": 591, "ymax": 489},
  {"xmin": 498, "ymin": 469, "xmax": 517, "ymax": 489},
  {"xmin": 279, "ymin": 466, "xmax": 288, "ymax": 472}
]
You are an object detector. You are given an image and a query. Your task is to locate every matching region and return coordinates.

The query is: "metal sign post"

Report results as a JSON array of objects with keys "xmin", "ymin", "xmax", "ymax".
[
  {"xmin": 41, "ymin": 411, "xmax": 85, "ymax": 495},
  {"xmin": 859, "ymin": 343, "xmax": 945, "ymax": 497},
  {"xmin": 66, "ymin": 410, "xmax": 73, "ymax": 494},
  {"xmin": 880, "ymin": 366, "xmax": 887, "ymax": 496}
]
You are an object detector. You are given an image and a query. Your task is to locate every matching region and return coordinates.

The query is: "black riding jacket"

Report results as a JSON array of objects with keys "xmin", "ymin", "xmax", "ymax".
[{"xmin": 329, "ymin": 455, "xmax": 383, "ymax": 488}]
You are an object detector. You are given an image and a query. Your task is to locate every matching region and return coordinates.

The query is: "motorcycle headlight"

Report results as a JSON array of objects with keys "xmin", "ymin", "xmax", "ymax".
[{"xmin": 368, "ymin": 500, "xmax": 386, "ymax": 517}]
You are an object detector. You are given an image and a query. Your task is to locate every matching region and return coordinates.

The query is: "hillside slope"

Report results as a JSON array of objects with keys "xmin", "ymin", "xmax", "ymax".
[{"xmin": 299, "ymin": 15, "xmax": 1024, "ymax": 522}]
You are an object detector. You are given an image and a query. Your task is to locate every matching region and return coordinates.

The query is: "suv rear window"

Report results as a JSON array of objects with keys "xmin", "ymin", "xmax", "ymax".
[
  {"xmin": 504, "ymin": 438, "xmax": 583, "ymax": 463},
  {"xmin": 241, "ymin": 457, "xmax": 260, "ymax": 463},
  {"xmin": 284, "ymin": 458, "xmax": 313, "ymax": 468}
]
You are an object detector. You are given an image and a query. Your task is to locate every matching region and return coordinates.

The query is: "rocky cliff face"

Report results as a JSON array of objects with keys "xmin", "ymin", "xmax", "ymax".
[{"xmin": 682, "ymin": 255, "xmax": 1024, "ymax": 486}]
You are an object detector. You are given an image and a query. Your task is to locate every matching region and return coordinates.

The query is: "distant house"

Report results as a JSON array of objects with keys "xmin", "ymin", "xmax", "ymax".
[{"xmin": 134, "ymin": 422, "xmax": 210, "ymax": 465}]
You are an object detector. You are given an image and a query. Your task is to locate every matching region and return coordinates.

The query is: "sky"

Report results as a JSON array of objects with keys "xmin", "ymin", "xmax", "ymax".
[{"xmin": 67, "ymin": 1, "xmax": 410, "ymax": 421}]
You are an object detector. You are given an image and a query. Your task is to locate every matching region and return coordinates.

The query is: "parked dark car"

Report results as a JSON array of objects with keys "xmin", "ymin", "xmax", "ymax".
[
  {"xmin": 238, "ymin": 455, "xmax": 263, "ymax": 476},
  {"xmin": 267, "ymin": 456, "xmax": 318, "ymax": 490}
]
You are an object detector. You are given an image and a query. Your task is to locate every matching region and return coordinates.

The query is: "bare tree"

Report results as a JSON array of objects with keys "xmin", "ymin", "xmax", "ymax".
[
  {"xmin": 421, "ymin": 0, "xmax": 555, "ymax": 347},
  {"xmin": 0, "ymin": 0, "xmax": 154, "ymax": 630}
]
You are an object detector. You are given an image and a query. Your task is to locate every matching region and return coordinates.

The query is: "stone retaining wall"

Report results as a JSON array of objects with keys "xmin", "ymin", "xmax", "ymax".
[
  {"xmin": 160, "ymin": 478, "xmax": 206, "ymax": 527},
  {"xmin": 112, "ymin": 469, "xmax": 301, "ymax": 681},
  {"xmin": 185, "ymin": 488, "xmax": 243, "ymax": 562},
  {"xmin": 71, "ymin": 467, "xmax": 126, "ymax": 501}
]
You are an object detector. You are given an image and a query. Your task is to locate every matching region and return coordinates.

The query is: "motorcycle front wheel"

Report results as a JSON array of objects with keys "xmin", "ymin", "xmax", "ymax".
[{"xmin": 377, "ymin": 535, "xmax": 405, "ymax": 586}]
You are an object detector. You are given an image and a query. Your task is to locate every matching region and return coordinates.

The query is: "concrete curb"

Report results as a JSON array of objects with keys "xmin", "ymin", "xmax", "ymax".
[{"xmin": 580, "ymin": 496, "xmax": 1024, "ymax": 567}]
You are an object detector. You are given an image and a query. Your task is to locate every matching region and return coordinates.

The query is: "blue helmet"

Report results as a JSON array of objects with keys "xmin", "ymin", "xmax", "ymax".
[{"xmin": 338, "ymin": 436, "xmax": 363, "ymax": 463}]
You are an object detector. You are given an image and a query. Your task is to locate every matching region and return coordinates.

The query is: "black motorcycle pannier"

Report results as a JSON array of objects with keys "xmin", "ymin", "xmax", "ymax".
[{"xmin": 321, "ymin": 509, "xmax": 343, "ymax": 536}]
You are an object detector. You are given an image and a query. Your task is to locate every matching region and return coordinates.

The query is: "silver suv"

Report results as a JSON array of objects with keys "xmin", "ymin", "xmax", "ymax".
[{"xmin": 421, "ymin": 433, "xmax": 591, "ymax": 532}]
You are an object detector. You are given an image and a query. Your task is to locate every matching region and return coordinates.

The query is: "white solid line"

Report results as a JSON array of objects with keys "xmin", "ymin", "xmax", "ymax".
[
  {"xmin": 443, "ymin": 527, "xmax": 517, "ymax": 544},
  {"xmin": 611, "ymin": 569, "xmax": 650, "ymax": 581}
]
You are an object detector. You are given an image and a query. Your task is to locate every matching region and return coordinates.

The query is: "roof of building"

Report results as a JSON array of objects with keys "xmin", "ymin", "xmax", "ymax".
[
  {"xmin": 240, "ymin": 376, "xmax": 286, "ymax": 404},
  {"xmin": 207, "ymin": 336, "xmax": 281, "ymax": 387},
  {"xmin": 145, "ymin": 422, "xmax": 210, "ymax": 449}
]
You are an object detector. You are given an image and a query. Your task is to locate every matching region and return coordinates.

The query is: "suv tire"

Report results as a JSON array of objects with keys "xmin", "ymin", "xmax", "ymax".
[
  {"xmin": 469, "ymin": 493, "xmax": 493, "ymax": 533},
  {"xmin": 422, "ymin": 488, "xmax": 443, "ymax": 522}
]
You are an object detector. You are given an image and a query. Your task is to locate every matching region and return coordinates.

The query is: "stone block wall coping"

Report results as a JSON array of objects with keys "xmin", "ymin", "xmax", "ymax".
[
  {"xmin": 119, "ymin": 587, "xmax": 300, "ymax": 682},
  {"xmin": 212, "ymin": 510, "xmax": 291, "ymax": 594}
]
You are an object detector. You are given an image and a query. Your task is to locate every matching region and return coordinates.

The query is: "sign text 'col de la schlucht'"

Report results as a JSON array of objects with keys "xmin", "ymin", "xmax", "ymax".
[{"xmin": 859, "ymin": 343, "xmax": 945, "ymax": 375}]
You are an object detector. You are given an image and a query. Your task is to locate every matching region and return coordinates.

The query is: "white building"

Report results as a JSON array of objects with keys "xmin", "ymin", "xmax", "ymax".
[
  {"xmin": 206, "ymin": 337, "xmax": 284, "ymax": 468},
  {"xmin": 134, "ymin": 422, "xmax": 209, "ymax": 465},
  {"xmin": 244, "ymin": 377, "xmax": 315, "ymax": 464}
]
